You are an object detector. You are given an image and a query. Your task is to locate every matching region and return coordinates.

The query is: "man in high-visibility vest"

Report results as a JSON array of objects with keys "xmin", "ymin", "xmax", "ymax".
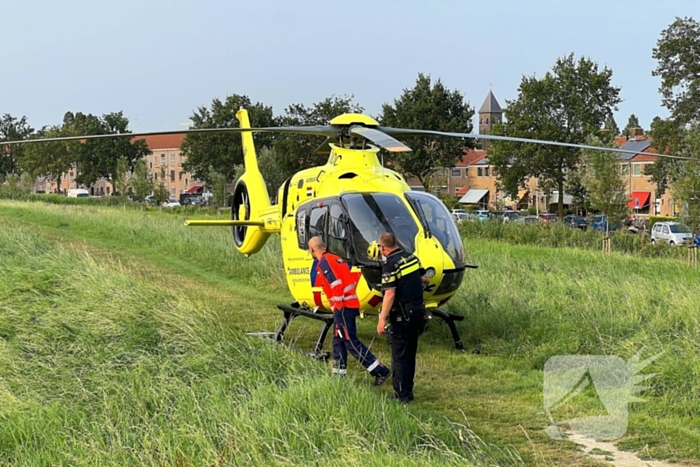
[{"xmin": 309, "ymin": 236, "xmax": 391, "ymax": 385}]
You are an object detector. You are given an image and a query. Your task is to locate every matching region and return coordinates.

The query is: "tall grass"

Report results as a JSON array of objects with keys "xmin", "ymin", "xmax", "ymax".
[
  {"xmin": 458, "ymin": 219, "xmax": 689, "ymax": 260},
  {"xmin": 0, "ymin": 213, "xmax": 520, "ymax": 466},
  {"xmin": 3, "ymin": 201, "xmax": 700, "ymax": 462}
]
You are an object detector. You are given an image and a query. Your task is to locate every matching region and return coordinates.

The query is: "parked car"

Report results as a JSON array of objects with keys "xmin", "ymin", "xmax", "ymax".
[
  {"xmin": 451, "ymin": 208, "xmax": 468, "ymax": 216},
  {"xmin": 563, "ymin": 215, "xmax": 588, "ymax": 231},
  {"xmin": 590, "ymin": 214, "xmax": 620, "ymax": 232},
  {"xmin": 453, "ymin": 213, "xmax": 472, "ymax": 224},
  {"xmin": 163, "ymin": 198, "xmax": 182, "ymax": 208},
  {"xmin": 472, "ymin": 209, "xmax": 489, "ymax": 221},
  {"xmin": 538, "ymin": 213, "xmax": 558, "ymax": 223},
  {"xmin": 498, "ymin": 210, "xmax": 521, "ymax": 222},
  {"xmin": 514, "ymin": 215, "xmax": 539, "ymax": 224},
  {"xmin": 650, "ymin": 221, "xmax": 694, "ymax": 246},
  {"xmin": 67, "ymin": 188, "xmax": 90, "ymax": 198},
  {"xmin": 182, "ymin": 196, "xmax": 203, "ymax": 206}
]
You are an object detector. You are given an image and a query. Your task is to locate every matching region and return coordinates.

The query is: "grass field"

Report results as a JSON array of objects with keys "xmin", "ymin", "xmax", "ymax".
[{"xmin": 1, "ymin": 200, "xmax": 699, "ymax": 466}]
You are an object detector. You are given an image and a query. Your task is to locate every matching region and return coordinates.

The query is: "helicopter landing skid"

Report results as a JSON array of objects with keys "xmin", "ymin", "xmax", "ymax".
[
  {"xmin": 429, "ymin": 309, "xmax": 467, "ymax": 352},
  {"xmin": 274, "ymin": 304, "xmax": 334, "ymax": 361}
]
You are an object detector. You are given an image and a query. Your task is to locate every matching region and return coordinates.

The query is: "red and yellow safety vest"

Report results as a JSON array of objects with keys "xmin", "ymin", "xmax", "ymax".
[{"xmin": 316, "ymin": 252, "xmax": 361, "ymax": 312}]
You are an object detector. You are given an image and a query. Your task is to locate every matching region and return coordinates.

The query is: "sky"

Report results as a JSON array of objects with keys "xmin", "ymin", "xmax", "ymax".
[{"xmin": 1, "ymin": 0, "xmax": 697, "ymax": 134}]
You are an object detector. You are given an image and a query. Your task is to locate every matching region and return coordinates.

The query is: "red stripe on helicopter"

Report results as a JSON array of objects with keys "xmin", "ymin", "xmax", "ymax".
[
  {"xmin": 306, "ymin": 186, "xmax": 313, "ymax": 197},
  {"xmin": 313, "ymin": 291, "xmax": 325, "ymax": 309},
  {"xmin": 368, "ymin": 295, "xmax": 382, "ymax": 308}
]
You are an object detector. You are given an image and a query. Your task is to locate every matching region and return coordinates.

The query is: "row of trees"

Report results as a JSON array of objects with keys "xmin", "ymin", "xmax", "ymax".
[
  {"xmin": 178, "ymin": 74, "xmax": 476, "ymax": 195},
  {"xmin": 0, "ymin": 111, "xmax": 150, "ymax": 193}
]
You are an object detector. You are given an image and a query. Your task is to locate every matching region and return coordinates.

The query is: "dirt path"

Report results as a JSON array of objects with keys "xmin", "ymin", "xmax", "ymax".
[{"xmin": 568, "ymin": 432, "xmax": 697, "ymax": 467}]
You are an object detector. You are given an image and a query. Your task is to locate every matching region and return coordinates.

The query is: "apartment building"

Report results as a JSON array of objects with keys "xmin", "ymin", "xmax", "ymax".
[{"xmin": 34, "ymin": 133, "xmax": 204, "ymax": 198}]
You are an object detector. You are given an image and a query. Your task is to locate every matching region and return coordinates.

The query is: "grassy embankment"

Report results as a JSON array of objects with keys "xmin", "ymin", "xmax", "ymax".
[
  {"xmin": 1, "ymin": 200, "xmax": 700, "ymax": 465},
  {"xmin": 0, "ymin": 202, "xmax": 519, "ymax": 467}
]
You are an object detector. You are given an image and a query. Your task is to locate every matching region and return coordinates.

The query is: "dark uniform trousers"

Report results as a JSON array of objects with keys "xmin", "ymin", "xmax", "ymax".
[
  {"xmin": 388, "ymin": 302, "xmax": 426, "ymax": 401},
  {"xmin": 334, "ymin": 306, "xmax": 385, "ymax": 376}
]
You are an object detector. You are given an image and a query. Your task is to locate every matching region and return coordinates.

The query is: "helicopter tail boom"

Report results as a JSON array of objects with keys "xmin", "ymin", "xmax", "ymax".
[
  {"xmin": 225, "ymin": 109, "xmax": 278, "ymax": 256},
  {"xmin": 185, "ymin": 220, "xmax": 265, "ymax": 227}
]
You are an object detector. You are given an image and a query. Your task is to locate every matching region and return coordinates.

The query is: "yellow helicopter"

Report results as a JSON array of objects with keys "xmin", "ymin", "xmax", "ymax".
[{"xmin": 1, "ymin": 108, "xmax": 683, "ymax": 356}]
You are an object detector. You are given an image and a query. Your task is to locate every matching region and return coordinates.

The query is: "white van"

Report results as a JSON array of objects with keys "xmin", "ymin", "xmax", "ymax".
[{"xmin": 67, "ymin": 188, "xmax": 90, "ymax": 198}]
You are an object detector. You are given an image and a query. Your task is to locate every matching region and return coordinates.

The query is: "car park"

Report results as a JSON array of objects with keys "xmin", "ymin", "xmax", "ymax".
[
  {"xmin": 650, "ymin": 221, "xmax": 694, "ymax": 246},
  {"xmin": 563, "ymin": 215, "xmax": 588, "ymax": 230}
]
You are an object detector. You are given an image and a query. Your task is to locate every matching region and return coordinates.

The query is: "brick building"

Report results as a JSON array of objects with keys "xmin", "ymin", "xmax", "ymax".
[{"xmin": 35, "ymin": 133, "xmax": 205, "ymax": 199}]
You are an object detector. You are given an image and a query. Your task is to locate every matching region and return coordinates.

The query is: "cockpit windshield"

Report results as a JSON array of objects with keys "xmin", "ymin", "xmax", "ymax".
[
  {"xmin": 341, "ymin": 193, "xmax": 419, "ymax": 263},
  {"xmin": 405, "ymin": 191, "xmax": 465, "ymax": 265}
]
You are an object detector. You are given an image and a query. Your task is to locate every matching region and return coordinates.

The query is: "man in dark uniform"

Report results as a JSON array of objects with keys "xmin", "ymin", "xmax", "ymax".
[
  {"xmin": 375, "ymin": 232, "xmax": 429, "ymax": 403},
  {"xmin": 309, "ymin": 236, "xmax": 391, "ymax": 385}
]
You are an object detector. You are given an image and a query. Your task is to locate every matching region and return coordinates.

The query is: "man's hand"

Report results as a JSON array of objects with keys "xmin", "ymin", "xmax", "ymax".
[{"xmin": 377, "ymin": 318, "xmax": 386, "ymax": 335}]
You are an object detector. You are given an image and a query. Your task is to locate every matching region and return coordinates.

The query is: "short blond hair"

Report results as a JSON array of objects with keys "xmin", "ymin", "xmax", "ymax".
[{"xmin": 379, "ymin": 232, "xmax": 396, "ymax": 248}]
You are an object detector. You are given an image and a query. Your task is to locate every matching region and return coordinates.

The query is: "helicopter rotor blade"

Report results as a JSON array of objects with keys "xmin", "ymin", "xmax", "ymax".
[
  {"xmin": 314, "ymin": 137, "xmax": 333, "ymax": 155},
  {"xmin": 378, "ymin": 127, "xmax": 692, "ymax": 161},
  {"xmin": 0, "ymin": 125, "xmax": 339, "ymax": 146},
  {"xmin": 349, "ymin": 126, "xmax": 412, "ymax": 152}
]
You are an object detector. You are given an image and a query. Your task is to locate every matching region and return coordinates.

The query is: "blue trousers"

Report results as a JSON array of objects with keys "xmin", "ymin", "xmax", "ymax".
[{"xmin": 333, "ymin": 307, "xmax": 388, "ymax": 377}]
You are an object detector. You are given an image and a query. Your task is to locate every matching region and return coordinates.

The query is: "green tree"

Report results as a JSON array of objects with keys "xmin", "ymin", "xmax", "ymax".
[
  {"xmin": 488, "ymin": 53, "xmax": 622, "ymax": 219},
  {"xmin": 181, "ymin": 94, "xmax": 276, "ymax": 185},
  {"xmin": 669, "ymin": 128, "xmax": 700, "ymax": 232},
  {"xmin": 0, "ymin": 114, "xmax": 34, "ymax": 177},
  {"xmin": 257, "ymin": 146, "xmax": 289, "ymax": 202},
  {"xmin": 602, "ymin": 113, "xmax": 620, "ymax": 141},
  {"xmin": 153, "ymin": 167, "xmax": 169, "ymax": 205},
  {"xmin": 131, "ymin": 158, "xmax": 153, "ymax": 203},
  {"xmin": 4, "ymin": 173, "xmax": 19, "ymax": 199},
  {"xmin": 648, "ymin": 17, "xmax": 700, "ymax": 198},
  {"xmin": 63, "ymin": 111, "xmax": 150, "ymax": 187},
  {"xmin": 564, "ymin": 166, "xmax": 588, "ymax": 214},
  {"xmin": 646, "ymin": 117, "xmax": 686, "ymax": 196},
  {"xmin": 209, "ymin": 168, "xmax": 228, "ymax": 207},
  {"xmin": 19, "ymin": 172, "xmax": 33, "ymax": 196},
  {"xmin": 379, "ymin": 73, "xmax": 475, "ymax": 189},
  {"xmin": 652, "ymin": 16, "xmax": 700, "ymax": 125},
  {"xmin": 113, "ymin": 156, "xmax": 131, "ymax": 196},
  {"xmin": 19, "ymin": 125, "xmax": 74, "ymax": 192},
  {"xmin": 623, "ymin": 114, "xmax": 642, "ymax": 134},
  {"xmin": 582, "ymin": 135, "xmax": 629, "ymax": 234},
  {"xmin": 273, "ymin": 95, "xmax": 364, "ymax": 175}
]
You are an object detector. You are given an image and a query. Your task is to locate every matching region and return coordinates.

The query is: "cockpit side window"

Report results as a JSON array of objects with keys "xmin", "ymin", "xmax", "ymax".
[
  {"xmin": 308, "ymin": 205, "xmax": 328, "ymax": 243},
  {"xmin": 296, "ymin": 207, "xmax": 307, "ymax": 249},
  {"xmin": 341, "ymin": 193, "xmax": 419, "ymax": 264},
  {"xmin": 405, "ymin": 191, "xmax": 465, "ymax": 265},
  {"xmin": 328, "ymin": 202, "xmax": 351, "ymax": 259}
]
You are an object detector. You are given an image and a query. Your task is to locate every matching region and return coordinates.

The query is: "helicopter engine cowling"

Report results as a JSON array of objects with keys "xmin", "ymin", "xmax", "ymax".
[{"xmin": 231, "ymin": 175, "xmax": 270, "ymax": 256}]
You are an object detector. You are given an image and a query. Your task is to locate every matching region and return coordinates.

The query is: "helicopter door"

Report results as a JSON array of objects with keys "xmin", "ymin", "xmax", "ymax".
[
  {"xmin": 327, "ymin": 201, "xmax": 352, "ymax": 260},
  {"xmin": 297, "ymin": 199, "xmax": 352, "ymax": 260}
]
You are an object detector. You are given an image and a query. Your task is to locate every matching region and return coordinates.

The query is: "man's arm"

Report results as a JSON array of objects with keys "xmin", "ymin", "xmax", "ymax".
[
  {"xmin": 377, "ymin": 263, "xmax": 398, "ymax": 335},
  {"xmin": 377, "ymin": 288, "xmax": 395, "ymax": 335}
]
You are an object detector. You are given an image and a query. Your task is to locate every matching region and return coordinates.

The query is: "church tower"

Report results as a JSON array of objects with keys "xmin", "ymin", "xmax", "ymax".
[{"xmin": 478, "ymin": 89, "xmax": 503, "ymax": 149}]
